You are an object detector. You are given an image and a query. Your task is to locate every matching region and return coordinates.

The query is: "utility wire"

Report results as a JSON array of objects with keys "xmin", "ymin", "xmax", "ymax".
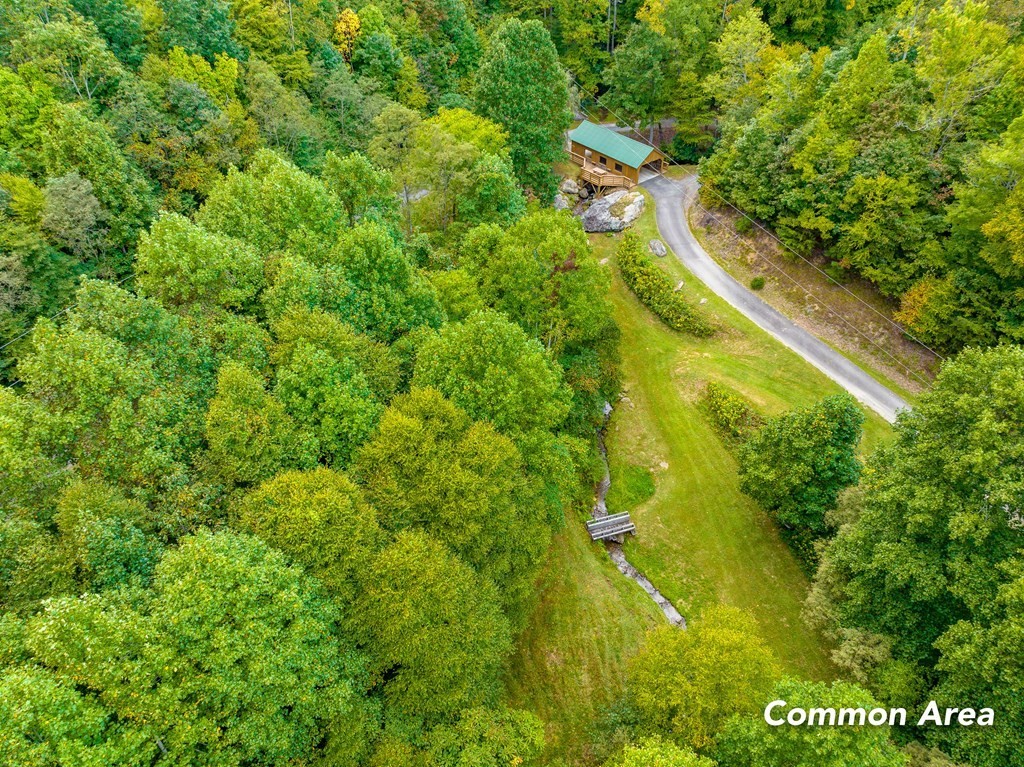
[
  {"xmin": 0, "ymin": 270, "xmax": 136, "ymax": 354},
  {"xmin": 569, "ymin": 79, "xmax": 941, "ymax": 385},
  {"xmin": 0, "ymin": 272, "xmax": 137, "ymax": 389}
]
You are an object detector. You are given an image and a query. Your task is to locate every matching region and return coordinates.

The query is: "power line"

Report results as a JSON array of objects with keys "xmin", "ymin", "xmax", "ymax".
[
  {"xmin": 568, "ymin": 77, "xmax": 945, "ymax": 363},
  {"xmin": 569, "ymin": 79, "xmax": 941, "ymax": 386},
  {"xmin": 0, "ymin": 272, "xmax": 136, "ymax": 355}
]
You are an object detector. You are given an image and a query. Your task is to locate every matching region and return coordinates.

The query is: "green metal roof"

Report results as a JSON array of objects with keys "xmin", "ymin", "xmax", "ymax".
[{"xmin": 568, "ymin": 120, "xmax": 658, "ymax": 169}]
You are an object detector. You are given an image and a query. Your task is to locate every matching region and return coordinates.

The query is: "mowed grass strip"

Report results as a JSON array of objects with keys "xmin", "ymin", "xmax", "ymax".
[
  {"xmin": 505, "ymin": 518, "xmax": 663, "ymax": 765},
  {"xmin": 592, "ymin": 187, "xmax": 893, "ymax": 680}
]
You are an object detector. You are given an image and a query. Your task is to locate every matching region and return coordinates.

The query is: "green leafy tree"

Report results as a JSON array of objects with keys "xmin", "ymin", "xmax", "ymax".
[
  {"xmin": 197, "ymin": 148, "xmax": 341, "ymax": 260},
  {"xmin": 329, "ymin": 221, "xmax": 443, "ymax": 341},
  {"xmin": 814, "ymin": 346, "xmax": 1024, "ymax": 665},
  {"xmin": 352, "ymin": 32, "xmax": 402, "ymax": 93},
  {"xmin": 0, "ymin": 664, "xmax": 151, "ymax": 765},
  {"xmin": 628, "ymin": 606, "xmax": 781, "ymax": 750},
  {"xmin": 474, "ymin": 18, "xmax": 570, "ymax": 201},
  {"xmin": 933, "ymin": 561, "xmax": 1024, "ymax": 767},
  {"xmin": 273, "ymin": 341, "xmax": 382, "ymax": 465},
  {"xmin": 243, "ymin": 59, "xmax": 324, "ymax": 169},
  {"xmin": 464, "ymin": 211, "xmax": 615, "ymax": 356},
  {"xmin": 236, "ymin": 468, "xmax": 382, "ymax": 609},
  {"xmin": 738, "ymin": 394, "xmax": 863, "ymax": 545},
  {"xmin": 612, "ymin": 737, "xmax": 717, "ymax": 767},
  {"xmin": 41, "ymin": 172, "xmax": 107, "ymax": 260},
  {"xmin": 412, "ymin": 309, "xmax": 570, "ymax": 435},
  {"xmin": 425, "ymin": 706, "xmax": 546, "ymax": 767},
  {"xmin": 714, "ymin": 678, "xmax": 908, "ymax": 767},
  {"xmin": 703, "ymin": 8, "xmax": 775, "ymax": 117},
  {"xmin": 367, "ymin": 104, "xmax": 421, "ymax": 236},
  {"xmin": 71, "ymin": 0, "xmax": 146, "ymax": 67},
  {"xmin": 23, "ymin": 529, "xmax": 366, "ymax": 764},
  {"xmin": 160, "ymin": 0, "xmax": 241, "ymax": 60},
  {"xmin": 10, "ymin": 15, "xmax": 125, "ymax": 102},
  {"xmin": 356, "ymin": 529, "xmax": 512, "ymax": 722},
  {"xmin": 604, "ymin": 25, "xmax": 675, "ymax": 141},
  {"xmin": 54, "ymin": 479, "xmax": 162, "ymax": 592},
  {"xmin": 270, "ymin": 306, "xmax": 400, "ymax": 402},
  {"xmin": 17, "ymin": 313, "xmax": 197, "ymax": 496},
  {"xmin": 355, "ymin": 388, "xmax": 550, "ymax": 621},
  {"xmin": 137, "ymin": 212, "xmax": 264, "ymax": 310},
  {"xmin": 203, "ymin": 361, "xmax": 315, "ymax": 488},
  {"xmin": 38, "ymin": 102, "xmax": 154, "ymax": 261},
  {"xmin": 323, "ymin": 151, "xmax": 397, "ymax": 228}
]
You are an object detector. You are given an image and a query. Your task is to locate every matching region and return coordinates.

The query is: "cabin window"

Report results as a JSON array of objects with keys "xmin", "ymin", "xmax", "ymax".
[
  {"xmin": 599, "ymin": 155, "xmax": 607, "ymax": 165},
  {"xmin": 615, "ymin": 163, "xmax": 623, "ymax": 172}
]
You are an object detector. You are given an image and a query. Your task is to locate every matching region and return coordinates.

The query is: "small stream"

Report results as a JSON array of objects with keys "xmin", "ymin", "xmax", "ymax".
[{"xmin": 594, "ymin": 402, "xmax": 686, "ymax": 628}]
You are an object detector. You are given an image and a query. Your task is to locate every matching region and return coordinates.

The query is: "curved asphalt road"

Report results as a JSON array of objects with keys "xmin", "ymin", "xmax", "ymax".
[{"xmin": 642, "ymin": 173, "xmax": 909, "ymax": 424}]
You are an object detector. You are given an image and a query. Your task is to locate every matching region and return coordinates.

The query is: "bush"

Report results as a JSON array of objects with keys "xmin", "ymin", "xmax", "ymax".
[
  {"xmin": 737, "ymin": 394, "xmax": 864, "ymax": 566},
  {"xmin": 699, "ymin": 382, "xmax": 763, "ymax": 442},
  {"xmin": 750, "ymin": 276, "xmax": 765, "ymax": 291},
  {"xmin": 734, "ymin": 216, "xmax": 753, "ymax": 234},
  {"xmin": 616, "ymin": 233, "xmax": 714, "ymax": 337}
]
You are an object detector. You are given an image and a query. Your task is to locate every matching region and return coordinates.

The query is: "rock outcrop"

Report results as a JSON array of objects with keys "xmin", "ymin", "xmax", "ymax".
[{"xmin": 578, "ymin": 189, "xmax": 645, "ymax": 233}]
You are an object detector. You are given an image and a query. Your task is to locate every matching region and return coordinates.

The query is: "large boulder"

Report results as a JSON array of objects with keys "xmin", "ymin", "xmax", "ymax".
[
  {"xmin": 578, "ymin": 190, "xmax": 645, "ymax": 233},
  {"xmin": 649, "ymin": 239, "xmax": 667, "ymax": 257},
  {"xmin": 559, "ymin": 177, "xmax": 580, "ymax": 196},
  {"xmin": 553, "ymin": 193, "xmax": 571, "ymax": 211}
]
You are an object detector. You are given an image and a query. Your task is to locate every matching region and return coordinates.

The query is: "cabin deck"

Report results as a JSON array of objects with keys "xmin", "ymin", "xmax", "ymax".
[{"xmin": 570, "ymin": 152, "xmax": 635, "ymax": 192}]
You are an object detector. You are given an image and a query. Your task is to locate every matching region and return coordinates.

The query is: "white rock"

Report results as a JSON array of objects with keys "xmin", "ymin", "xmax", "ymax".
[
  {"xmin": 553, "ymin": 193, "xmax": 570, "ymax": 211},
  {"xmin": 674, "ymin": 281, "xmax": 684, "ymax": 292},
  {"xmin": 559, "ymin": 177, "xmax": 580, "ymax": 195},
  {"xmin": 649, "ymin": 239, "xmax": 667, "ymax": 257},
  {"xmin": 578, "ymin": 190, "xmax": 646, "ymax": 233},
  {"xmin": 699, "ymin": 298, "xmax": 708, "ymax": 305}
]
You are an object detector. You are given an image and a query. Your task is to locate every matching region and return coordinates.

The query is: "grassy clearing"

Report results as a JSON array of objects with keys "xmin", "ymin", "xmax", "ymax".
[
  {"xmin": 506, "ymin": 182, "xmax": 896, "ymax": 764},
  {"xmin": 505, "ymin": 519, "xmax": 663, "ymax": 766},
  {"xmin": 591, "ymin": 187, "xmax": 894, "ymax": 680}
]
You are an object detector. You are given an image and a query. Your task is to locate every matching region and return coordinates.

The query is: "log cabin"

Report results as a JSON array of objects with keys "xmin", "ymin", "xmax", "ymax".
[{"xmin": 567, "ymin": 120, "xmax": 666, "ymax": 193}]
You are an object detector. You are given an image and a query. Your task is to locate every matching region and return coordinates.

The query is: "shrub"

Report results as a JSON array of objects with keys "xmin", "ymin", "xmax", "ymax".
[
  {"xmin": 737, "ymin": 394, "xmax": 864, "ymax": 568},
  {"xmin": 750, "ymin": 276, "xmax": 766, "ymax": 291},
  {"xmin": 699, "ymin": 382, "xmax": 763, "ymax": 442},
  {"xmin": 616, "ymin": 233, "xmax": 714, "ymax": 337},
  {"xmin": 734, "ymin": 216, "xmax": 753, "ymax": 234}
]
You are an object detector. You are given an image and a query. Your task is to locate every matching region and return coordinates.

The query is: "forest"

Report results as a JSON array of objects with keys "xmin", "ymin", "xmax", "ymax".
[{"xmin": 0, "ymin": 0, "xmax": 1022, "ymax": 765}]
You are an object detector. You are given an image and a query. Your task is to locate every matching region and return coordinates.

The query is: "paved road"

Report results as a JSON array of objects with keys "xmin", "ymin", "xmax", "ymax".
[{"xmin": 641, "ymin": 173, "xmax": 909, "ymax": 424}]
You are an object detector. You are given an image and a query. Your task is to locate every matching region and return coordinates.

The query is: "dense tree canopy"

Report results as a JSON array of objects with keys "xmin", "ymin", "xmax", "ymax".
[
  {"xmin": 0, "ymin": 0, "xmax": 1021, "ymax": 764},
  {"xmin": 628, "ymin": 606, "xmax": 781, "ymax": 750}
]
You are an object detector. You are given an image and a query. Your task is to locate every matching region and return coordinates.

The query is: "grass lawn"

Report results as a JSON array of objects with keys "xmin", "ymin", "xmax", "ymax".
[
  {"xmin": 505, "ymin": 517, "xmax": 663, "ymax": 766},
  {"xmin": 594, "ymin": 187, "xmax": 893, "ymax": 680},
  {"xmin": 505, "ymin": 183, "xmax": 896, "ymax": 764}
]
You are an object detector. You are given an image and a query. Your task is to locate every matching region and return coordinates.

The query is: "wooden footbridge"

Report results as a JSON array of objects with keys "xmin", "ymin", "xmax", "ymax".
[{"xmin": 586, "ymin": 511, "xmax": 637, "ymax": 541}]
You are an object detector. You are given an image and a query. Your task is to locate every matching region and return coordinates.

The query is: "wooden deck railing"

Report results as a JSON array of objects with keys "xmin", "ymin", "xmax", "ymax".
[{"xmin": 569, "ymin": 151, "xmax": 635, "ymax": 191}]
